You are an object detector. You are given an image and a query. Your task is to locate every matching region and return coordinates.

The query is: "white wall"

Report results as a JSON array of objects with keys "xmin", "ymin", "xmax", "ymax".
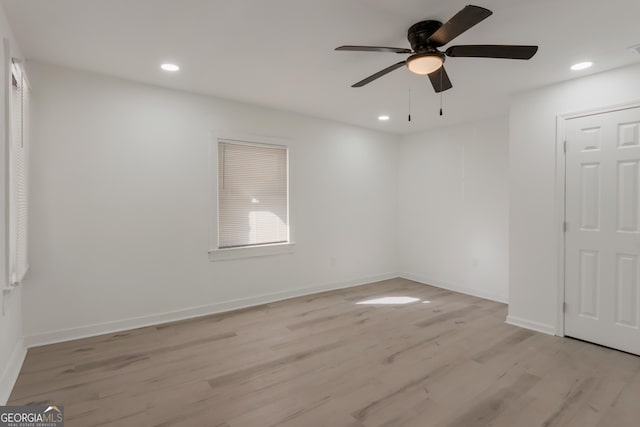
[
  {"xmin": 22, "ymin": 62, "xmax": 399, "ymax": 345},
  {"xmin": 509, "ymin": 63, "xmax": 640, "ymax": 334},
  {"xmin": 398, "ymin": 117, "xmax": 509, "ymax": 302},
  {"xmin": 0, "ymin": 6, "xmax": 26, "ymax": 404}
]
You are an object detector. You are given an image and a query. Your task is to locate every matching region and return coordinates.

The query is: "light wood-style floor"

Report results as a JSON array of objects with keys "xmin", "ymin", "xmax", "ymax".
[{"xmin": 9, "ymin": 278, "xmax": 640, "ymax": 427}]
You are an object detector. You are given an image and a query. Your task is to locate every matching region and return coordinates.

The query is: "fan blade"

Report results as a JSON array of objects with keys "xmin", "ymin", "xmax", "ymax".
[
  {"xmin": 428, "ymin": 5, "xmax": 492, "ymax": 47},
  {"xmin": 336, "ymin": 45, "xmax": 413, "ymax": 54},
  {"xmin": 352, "ymin": 61, "xmax": 406, "ymax": 87},
  {"xmin": 445, "ymin": 44, "xmax": 538, "ymax": 59},
  {"xmin": 427, "ymin": 66, "xmax": 453, "ymax": 93}
]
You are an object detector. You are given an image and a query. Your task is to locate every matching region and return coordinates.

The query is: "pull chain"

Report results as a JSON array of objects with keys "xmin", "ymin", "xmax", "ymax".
[
  {"xmin": 408, "ymin": 88, "xmax": 412, "ymax": 122},
  {"xmin": 439, "ymin": 70, "xmax": 444, "ymax": 116}
]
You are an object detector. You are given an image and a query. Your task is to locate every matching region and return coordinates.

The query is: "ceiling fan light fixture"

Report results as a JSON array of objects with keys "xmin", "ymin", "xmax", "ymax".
[{"xmin": 407, "ymin": 52, "xmax": 444, "ymax": 75}]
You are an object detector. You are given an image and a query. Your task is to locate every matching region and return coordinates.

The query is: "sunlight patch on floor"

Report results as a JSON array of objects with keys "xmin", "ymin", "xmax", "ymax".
[{"xmin": 356, "ymin": 296, "xmax": 421, "ymax": 305}]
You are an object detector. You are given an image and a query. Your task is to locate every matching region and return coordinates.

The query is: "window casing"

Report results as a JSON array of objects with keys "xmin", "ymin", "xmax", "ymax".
[{"xmin": 217, "ymin": 139, "xmax": 289, "ymax": 250}]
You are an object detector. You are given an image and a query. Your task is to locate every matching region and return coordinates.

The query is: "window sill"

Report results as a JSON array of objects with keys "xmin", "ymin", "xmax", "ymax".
[{"xmin": 208, "ymin": 242, "xmax": 295, "ymax": 262}]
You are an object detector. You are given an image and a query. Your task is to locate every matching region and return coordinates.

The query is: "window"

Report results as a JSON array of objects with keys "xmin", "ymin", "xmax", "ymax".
[
  {"xmin": 217, "ymin": 139, "xmax": 289, "ymax": 252},
  {"xmin": 9, "ymin": 60, "xmax": 29, "ymax": 284}
]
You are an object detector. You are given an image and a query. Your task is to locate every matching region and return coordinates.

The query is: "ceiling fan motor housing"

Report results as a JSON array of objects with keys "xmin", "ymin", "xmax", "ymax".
[{"xmin": 407, "ymin": 20, "xmax": 443, "ymax": 51}]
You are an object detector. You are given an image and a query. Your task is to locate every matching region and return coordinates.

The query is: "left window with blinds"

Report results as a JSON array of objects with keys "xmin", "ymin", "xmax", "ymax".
[
  {"xmin": 210, "ymin": 137, "xmax": 293, "ymax": 261},
  {"xmin": 218, "ymin": 140, "xmax": 288, "ymax": 248},
  {"xmin": 9, "ymin": 61, "xmax": 29, "ymax": 284}
]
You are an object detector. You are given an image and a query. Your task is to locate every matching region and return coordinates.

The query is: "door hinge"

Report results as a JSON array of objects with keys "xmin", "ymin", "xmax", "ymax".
[
  {"xmin": 563, "ymin": 140, "xmax": 567, "ymax": 154},
  {"xmin": 563, "ymin": 302, "xmax": 568, "ymax": 313},
  {"xmin": 563, "ymin": 221, "xmax": 568, "ymax": 232}
]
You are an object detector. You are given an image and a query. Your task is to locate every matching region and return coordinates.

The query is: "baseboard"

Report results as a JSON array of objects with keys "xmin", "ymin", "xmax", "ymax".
[
  {"xmin": 399, "ymin": 273, "xmax": 509, "ymax": 304},
  {"xmin": 25, "ymin": 272, "xmax": 398, "ymax": 348},
  {"xmin": 505, "ymin": 315, "xmax": 556, "ymax": 336},
  {"xmin": 0, "ymin": 338, "xmax": 26, "ymax": 405}
]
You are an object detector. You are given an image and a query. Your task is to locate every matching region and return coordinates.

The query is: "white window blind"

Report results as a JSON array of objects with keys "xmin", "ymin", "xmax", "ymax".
[
  {"xmin": 9, "ymin": 61, "xmax": 29, "ymax": 284},
  {"xmin": 218, "ymin": 140, "xmax": 288, "ymax": 249}
]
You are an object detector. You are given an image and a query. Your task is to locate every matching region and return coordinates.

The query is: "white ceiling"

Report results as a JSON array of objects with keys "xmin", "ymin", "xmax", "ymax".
[{"xmin": 2, "ymin": 0, "xmax": 640, "ymax": 134}]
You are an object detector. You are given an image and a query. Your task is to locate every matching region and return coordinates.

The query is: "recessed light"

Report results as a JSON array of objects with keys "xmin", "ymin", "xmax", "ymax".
[
  {"xmin": 378, "ymin": 115, "xmax": 390, "ymax": 121},
  {"xmin": 570, "ymin": 61, "xmax": 593, "ymax": 71},
  {"xmin": 161, "ymin": 63, "xmax": 180, "ymax": 72}
]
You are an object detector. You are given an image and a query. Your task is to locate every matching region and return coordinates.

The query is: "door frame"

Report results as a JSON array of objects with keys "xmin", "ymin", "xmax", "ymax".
[{"xmin": 555, "ymin": 100, "xmax": 640, "ymax": 336}]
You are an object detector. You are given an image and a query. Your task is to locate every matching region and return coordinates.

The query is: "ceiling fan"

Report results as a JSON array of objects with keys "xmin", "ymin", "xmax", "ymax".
[{"xmin": 335, "ymin": 5, "xmax": 538, "ymax": 93}]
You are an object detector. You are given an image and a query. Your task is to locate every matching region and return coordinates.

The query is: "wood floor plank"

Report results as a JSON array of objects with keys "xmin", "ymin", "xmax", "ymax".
[{"xmin": 8, "ymin": 278, "xmax": 640, "ymax": 427}]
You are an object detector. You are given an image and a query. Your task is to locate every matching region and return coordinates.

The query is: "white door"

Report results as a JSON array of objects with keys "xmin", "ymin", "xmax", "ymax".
[{"xmin": 565, "ymin": 106, "xmax": 640, "ymax": 356}]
